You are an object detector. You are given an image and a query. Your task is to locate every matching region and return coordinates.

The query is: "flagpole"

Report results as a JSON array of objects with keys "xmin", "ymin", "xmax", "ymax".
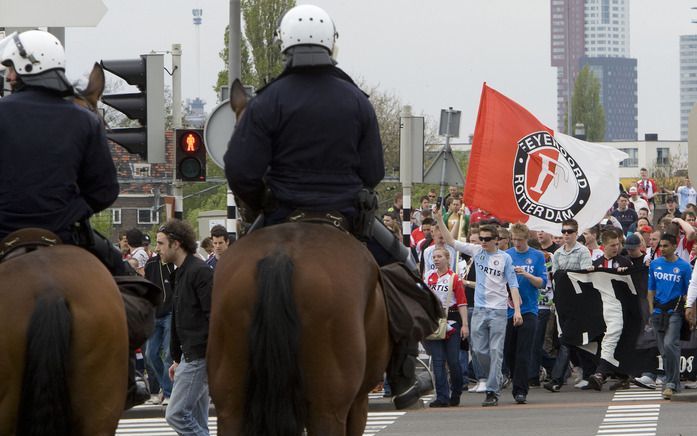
[{"xmin": 438, "ymin": 117, "xmax": 452, "ymax": 208}]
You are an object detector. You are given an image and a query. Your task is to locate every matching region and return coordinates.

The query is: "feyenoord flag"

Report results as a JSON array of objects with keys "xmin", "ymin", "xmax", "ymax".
[{"xmin": 464, "ymin": 84, "xmax": 628, "ymax": 234}]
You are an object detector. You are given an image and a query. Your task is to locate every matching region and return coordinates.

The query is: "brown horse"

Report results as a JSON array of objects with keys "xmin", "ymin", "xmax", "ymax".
[
  {"xmin": 0, "ymin": 245, "xmax": 128, "ymax": 436},
  {"xmin": 207, "ymin": 80, "xmax": 392, "ymax": 436}
]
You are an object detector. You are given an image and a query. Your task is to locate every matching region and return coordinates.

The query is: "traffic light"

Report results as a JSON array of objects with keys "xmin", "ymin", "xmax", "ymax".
[
  {"xmin": 100, "ymin": 54, "xmax": 165, "ymax": 163},
  {"xmin": 176, "ymin": 129, "xmax": 206, "ymax": 181}
]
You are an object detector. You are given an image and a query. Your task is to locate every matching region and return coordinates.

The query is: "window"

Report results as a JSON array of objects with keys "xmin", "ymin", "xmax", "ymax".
[
  {"xmin": 656, "ymin": 148, "xmax": 670, "ymax": 166},
  {"xmin": 112, "ymin": 208, "xmax": 122, "ymax": 225},
  {"xmin": 132, "ymin": 163, "xmax": 151, "ymax": 178},
  {"xmin": 619, "ymin": 148, "xmax": 638, "ymax": 168},
  {"xmin": 137, "ymin": 208, "xmax": 159, "ymax": 225}
]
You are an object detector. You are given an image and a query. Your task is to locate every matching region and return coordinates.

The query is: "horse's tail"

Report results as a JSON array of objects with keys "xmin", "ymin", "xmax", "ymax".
[
  {"xmin": 17, "ymin": 293, "xmax": 73, "ymax": 436},
  {"xmin": 242, "ymin": 251, "xmax": 306, "ymax": 436}
]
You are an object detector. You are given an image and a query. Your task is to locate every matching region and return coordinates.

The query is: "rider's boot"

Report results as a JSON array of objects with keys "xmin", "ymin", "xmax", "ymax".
[
  {"xmin": 125, "ymin": 355, "xmax": 151, "ymax": 409},
  {"xmin": 387, "ymin": 339, "xmax": 434, "ymax": 409}
]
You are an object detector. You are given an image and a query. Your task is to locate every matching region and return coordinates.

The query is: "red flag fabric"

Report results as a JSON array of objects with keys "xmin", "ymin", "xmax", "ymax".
[{"xmin": 464, "ymin": 84, "xmax": 627, "ymax": 234}]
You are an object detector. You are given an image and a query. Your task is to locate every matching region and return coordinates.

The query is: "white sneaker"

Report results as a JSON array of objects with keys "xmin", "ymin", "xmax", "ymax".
[
  {"xmin": 475, "ymin": 380, "xmax": 487, "ymax": 393},
  {"xmin": 632, "ymin": 375, "xmax": 657, "ymax": 390},
  {"xmin": 144, "ymin": 394, "xmax": 161, "ymax": 405},
  {"xmin": 574, "ymin": 380, "xmax": 589, "ymax": 389},
  {"xmin": 684, "ymin": 380, "xmax": 697, "ymax": 389}
]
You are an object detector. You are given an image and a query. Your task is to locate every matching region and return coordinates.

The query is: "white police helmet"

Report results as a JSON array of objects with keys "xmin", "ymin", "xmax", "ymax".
[
  {"xmin": 277, "ymin": 4, "xmax": 338, "ymax": 54},
  {"xmin": 0, "ymin": 30, "xmax": 72, "ymax": 93}
]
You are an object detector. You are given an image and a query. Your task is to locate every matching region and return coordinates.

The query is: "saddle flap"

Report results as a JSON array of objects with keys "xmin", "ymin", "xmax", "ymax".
[{"xmin": 0, "ymin": 228, "xmax": 62, "ymax": 262}]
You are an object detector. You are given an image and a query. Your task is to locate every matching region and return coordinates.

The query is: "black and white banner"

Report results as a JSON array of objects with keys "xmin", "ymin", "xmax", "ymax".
[{"xmin": 553, "ymin": 269, "xmax": 644, "ymax": 374}]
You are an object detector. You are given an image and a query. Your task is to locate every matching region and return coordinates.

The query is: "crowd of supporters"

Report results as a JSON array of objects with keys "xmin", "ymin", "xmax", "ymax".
[{"xmin": 380, "ymin": 170, "xmax": 697, "ymax": 406}]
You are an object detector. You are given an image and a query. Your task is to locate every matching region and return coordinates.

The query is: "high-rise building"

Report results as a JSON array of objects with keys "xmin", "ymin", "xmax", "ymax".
[
  {"xmin": 584, "ymin": 0, "xmax": 630, "ymax": 58},
  {"xmin": 680, "ymin": 35, "xmax": 697, "ymax": 140},
  {"xmin": 550, "ymin": 0, "xmax": 637, "ymax": 140},
  {"xmin": 550, "ymin": 0, "xmax": 585, "ymax": 134},
  {"xmin": 582, "ymin": 56, "xmax": 637, "ymax": 140}
]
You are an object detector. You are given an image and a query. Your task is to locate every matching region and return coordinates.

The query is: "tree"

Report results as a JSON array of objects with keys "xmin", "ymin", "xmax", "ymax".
[
  {"xmin": 216, "ymin": 0, "xmax": 295, "ymax": 92},
  {"xmin": 567, "ymin": 65, "xmax": 606, "ymax": 142}
]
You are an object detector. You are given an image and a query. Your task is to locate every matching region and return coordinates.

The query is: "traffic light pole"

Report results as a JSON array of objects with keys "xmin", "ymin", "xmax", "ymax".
[
  {"xmin": 399, "ymin": 105, "xmax": 413, "ymax": 247},
  {"xmin": 172, "ymin": 43, "xmax": 184, "ymax": 220},
  {"xmin": 225, "ymin": 0, "xmax": 242, "ymax": 241}
]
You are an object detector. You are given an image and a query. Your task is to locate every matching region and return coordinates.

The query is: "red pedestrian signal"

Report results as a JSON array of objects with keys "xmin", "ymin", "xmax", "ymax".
[{"xmin": 175, "ymin": 129, "xmax": 206, "ymax": 181}]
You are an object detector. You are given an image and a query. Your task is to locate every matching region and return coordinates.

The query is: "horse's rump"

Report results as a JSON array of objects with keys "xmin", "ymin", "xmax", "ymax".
[
  {"xmin": 0, "ymin": 245, "xmax": 128, "ymax": 436},
  {"xmin": 209, "ymin": 223, "xmax": 391, "ymax": 436}
]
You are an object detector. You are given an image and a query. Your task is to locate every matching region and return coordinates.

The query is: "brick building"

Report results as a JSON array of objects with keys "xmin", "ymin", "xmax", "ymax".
[{"xmin": 98, "ymin": 131, "xmax": 175, "ymax": 242}]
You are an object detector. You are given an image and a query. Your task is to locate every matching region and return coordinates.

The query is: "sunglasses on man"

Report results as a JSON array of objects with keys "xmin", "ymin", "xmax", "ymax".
[
  {"xmin": 561, "ymin": 228, "xmax": 576, "ymax": 235},
  {"xmin": 480, "ymin": 236, "xmax": 498, "ymax": 242}
]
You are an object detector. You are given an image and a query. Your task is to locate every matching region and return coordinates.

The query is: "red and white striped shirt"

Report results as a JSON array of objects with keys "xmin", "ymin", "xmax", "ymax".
[{"xmin": 425, "ymin": 269, "xmax": 467, "ymax": 309}]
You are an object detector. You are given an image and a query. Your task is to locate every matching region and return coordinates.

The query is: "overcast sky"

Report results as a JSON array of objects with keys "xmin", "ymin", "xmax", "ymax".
[{"xmin": 65, "ymin": 0, "xmax": 697, "ymax": 141}]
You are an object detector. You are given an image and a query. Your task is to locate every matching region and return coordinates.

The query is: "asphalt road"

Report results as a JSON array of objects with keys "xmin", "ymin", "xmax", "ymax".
[{"xmin": 118, "ymin": 383, "xmax": 697, "ymax": 435}]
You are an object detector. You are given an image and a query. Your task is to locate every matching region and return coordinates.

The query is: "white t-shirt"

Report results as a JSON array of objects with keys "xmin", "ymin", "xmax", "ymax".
[
  {"xmin": 130, "ymin": 247, "xmax": 150, "ymax": 269},
  {"xmin": 452, "ymin": 241, "xmax": 519, "ymax": 310}
]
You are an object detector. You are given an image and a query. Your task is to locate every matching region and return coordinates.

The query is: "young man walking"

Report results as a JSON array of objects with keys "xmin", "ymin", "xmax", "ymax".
[
  {"xmin": 648, "ymin": 233, "xmax": 691, "ymax": 400},
  {"xmin": 435, "ymin": 210, "xmax": 521, "ymax": 407},
  {"xmin": 159, "ymin": 219, "xmax": 214, "ymax": 435},
  {"xmin": 504, "ymin": 224, "xmax": 547, "ymax": 404}
]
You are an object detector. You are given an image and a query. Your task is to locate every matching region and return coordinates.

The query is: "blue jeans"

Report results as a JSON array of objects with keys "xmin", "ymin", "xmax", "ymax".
[
  {"xmin": 652, "ymin": 312, "xmax": 683, "ymax": 390},
  {"xmin": 145, "ymin": 314, "xmax": 173, "ymax": 398},
  {"xmin": 165, "ymin": 358, "xmax": 210, "ymax": 436},
  {"xmin": 468, "ymin": 307, "xmax": 483, "ymax": 380},
  {"xmin": 471, "ymin": 307, "xmax": 508, "ymax": 394},
  {"xmin": 425, "ymin": 323, "xmax": 463, "ymax": 403}
]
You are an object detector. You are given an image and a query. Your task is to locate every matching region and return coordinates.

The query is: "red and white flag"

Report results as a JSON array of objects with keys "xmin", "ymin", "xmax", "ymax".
[{"xmin": 464, "ymin": 84, "xmax": 627, "ymax": 234}]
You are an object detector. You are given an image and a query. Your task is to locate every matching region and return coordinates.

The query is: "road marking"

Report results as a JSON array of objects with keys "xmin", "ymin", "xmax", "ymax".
[
  {"xmin": 596, "ymin": 386, "xmax": 661, "ymax": 436},
  {"xmin": 117, "ymin": 412, "xmax": 406, "ymax": 435}
]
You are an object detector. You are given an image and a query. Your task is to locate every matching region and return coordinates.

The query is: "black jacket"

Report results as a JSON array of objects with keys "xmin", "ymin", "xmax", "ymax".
[
  {"xmin": 225, "ymin": 66, "xmax": 385, "ymax": 213},
  {"xmin": 170, "ymin": 254, "xmax": 213, "ymax": 363},
  {"xmin": 144, "ymin": 255, "xmax": 175, "ymax": 318},
  {"xmin": 0, "ymin": 87, "xmax": 119, "ymax": 241}
]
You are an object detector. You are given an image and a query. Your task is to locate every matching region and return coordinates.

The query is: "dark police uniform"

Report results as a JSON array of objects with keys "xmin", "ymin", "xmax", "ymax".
[
  {"xmin": 225, "ymin": 65, "xmax": 384, "ymax": 220},
  {"xmin": 0, "ymin": 87, "xmax": 119, "ymax": 242}
]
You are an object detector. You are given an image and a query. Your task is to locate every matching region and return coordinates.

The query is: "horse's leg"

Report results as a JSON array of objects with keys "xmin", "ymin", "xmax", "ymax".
[
  {"xmin": 208, "ymin": 270, "xmax": 254, "ymax": 436},
  {"xmin": 68, "ymin": 285, "xmax": 128, "ymax": 436},
  {"xmin": 346, "ymin": 282, "xmax": 392, "ymax": 436},
  {"xmin": 0, "ymin": 307, "xmax": 26, "ymax": 436},
  {"xmin": 207, "ymin": 320, "xmax": 246, "ymax": 436},
  {"xmin": 346, "ymin": 395, "xmax": 369, "ymax": 436}
]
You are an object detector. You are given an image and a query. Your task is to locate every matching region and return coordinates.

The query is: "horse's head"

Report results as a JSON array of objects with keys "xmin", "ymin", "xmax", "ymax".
[
  {"xmin": 73, "ymin": 62, "xmax": 105, "ymax": 121},
  {"xmin": 230, "ymin": 79, "xmax": 249, "ymax": 121}
]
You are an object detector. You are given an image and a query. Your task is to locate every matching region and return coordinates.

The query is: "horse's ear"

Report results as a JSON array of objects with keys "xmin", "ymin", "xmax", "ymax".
[
  {"xmin": 82, "ymin": 62, "xmax": 105, "ymax": 106},
  {"xmin": 230, "ymin": 79, "xmax": 248, "ymax": 119}
]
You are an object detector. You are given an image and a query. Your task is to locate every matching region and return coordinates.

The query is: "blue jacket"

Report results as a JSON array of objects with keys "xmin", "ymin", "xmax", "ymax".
[
  {"xmin": 225, "ymin": 66, "xmax": 385, "ymax": 213},
  {"xmin": 0, "ymin": 87, "xmax": 118, "ymax": 241}
]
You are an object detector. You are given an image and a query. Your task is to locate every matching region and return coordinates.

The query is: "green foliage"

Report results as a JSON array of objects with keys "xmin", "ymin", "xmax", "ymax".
[
  {"xmin": 90, "ymin": 210, "xmax": 113, "ymax": 239},
  {"xmin": 215, "ymin": 0, "xmax": 295, "ymax": 92},
  {"xmin": 568, "ymin": 65, "xmax": 606, "ymax": 142}
]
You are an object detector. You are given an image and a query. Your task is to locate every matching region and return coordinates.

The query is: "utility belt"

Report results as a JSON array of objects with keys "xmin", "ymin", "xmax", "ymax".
[{"xmin": 652, "ymin": 295, "xmax": 684, "ymax": 333}]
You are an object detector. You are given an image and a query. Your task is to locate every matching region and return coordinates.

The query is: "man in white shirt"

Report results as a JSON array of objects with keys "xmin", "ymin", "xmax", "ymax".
[
  {"xmin": 434, "ymin": 210, "xmax": 521, "ymax": 407},
  {"xmin": 676, "ymin": 178, "xmax": 697, "ymax": 213},
  {"xmin": 628, "ymin": 187, "xmax": 650, "ymax": 215}
]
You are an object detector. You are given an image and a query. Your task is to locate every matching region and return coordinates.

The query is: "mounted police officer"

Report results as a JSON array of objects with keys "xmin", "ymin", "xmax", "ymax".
[
  {"xmin": 0, "ymin": 30, "xmax": 158, "ymax": 408},
  {"xmin": 225, "ymin": 5, "xmax": 440, "ymax": 409}
]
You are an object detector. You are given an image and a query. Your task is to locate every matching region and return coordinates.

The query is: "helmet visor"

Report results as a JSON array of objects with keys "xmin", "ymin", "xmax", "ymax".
[{"xmin": 0, "ymin": 32, "xmax": 18, "ymax": 71}]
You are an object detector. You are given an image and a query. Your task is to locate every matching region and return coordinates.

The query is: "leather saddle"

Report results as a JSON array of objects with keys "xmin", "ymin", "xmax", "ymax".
[{"xmin": 0, "ymin": 228, "xmax": 62, "ymax": 263}]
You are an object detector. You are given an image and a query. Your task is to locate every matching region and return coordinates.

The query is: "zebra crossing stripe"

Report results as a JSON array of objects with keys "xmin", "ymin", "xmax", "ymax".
[
  {"xmin": 117, "ymin": 411, "xmax": 406, "ymax": 436},
  {"xmin": 596, "ymin": 386, "xmax": 661, "ymax": 436}
]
